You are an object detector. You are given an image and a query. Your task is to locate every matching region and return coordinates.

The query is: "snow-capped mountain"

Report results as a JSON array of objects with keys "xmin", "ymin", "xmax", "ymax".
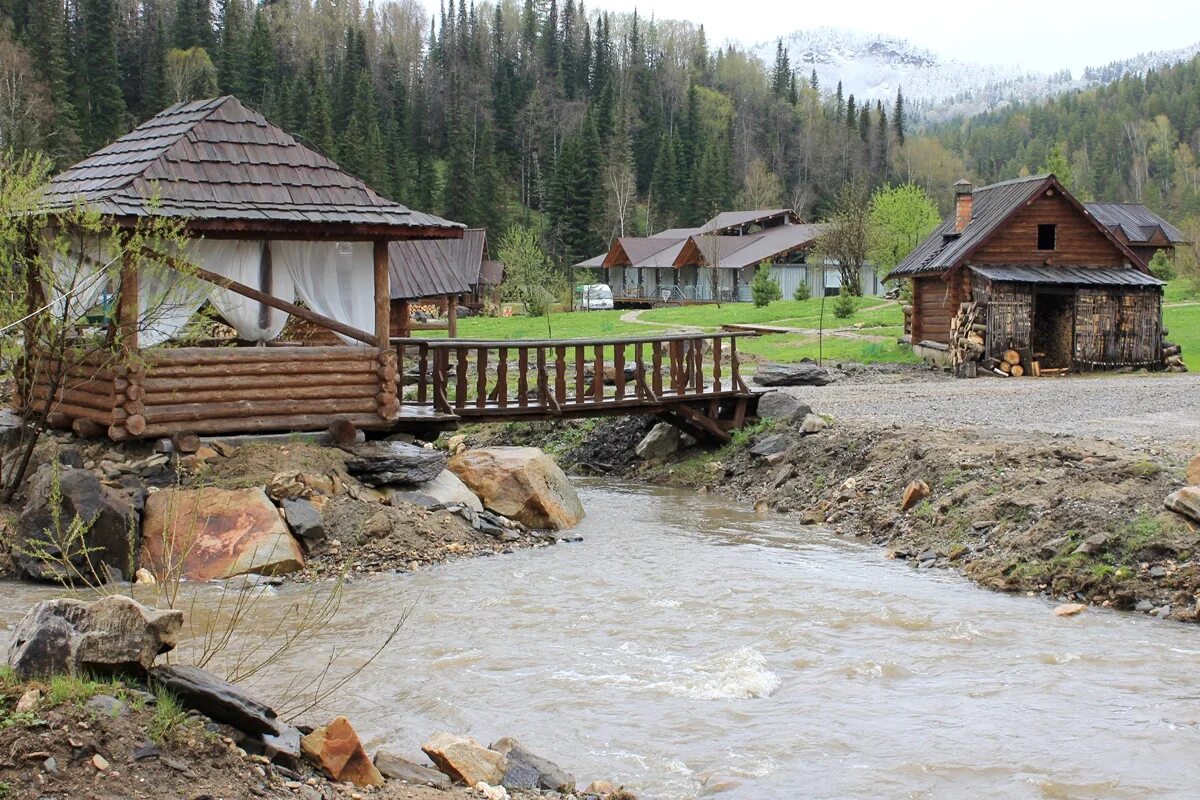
[{"xmin": 752, "ymin": 27, "xmax": 1200, "ymax": 122}]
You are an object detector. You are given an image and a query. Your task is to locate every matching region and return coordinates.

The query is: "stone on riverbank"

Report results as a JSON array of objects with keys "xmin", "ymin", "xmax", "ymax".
[
  {"xmin": 756, "ymin": 392, "xmax": 812, "ymax": 421},
  {"xmin": 449, "ymin": 447, "xmax": 584, "ymax": 530},
  {"xmin": 373, "ymin": 750, "xmax": 451, "ymax": 788},
  {"xmin": 301, "ymin": 716, "xmax": 384, "ymax": 787},
  {"xmin": 752, "ymin": 361, "xmax": 833, "ymax": 387},
  {"xmin": 900, "ymin": 480, "xmax": 930, "ymax": 512},
  {"xmin": 141, "ymin": 487, "xmax": 305, "ymax": 581},
  {"xmin": 1054, "ymin": 603, "xmax": 1087, "ymax": 617},
  {"xmin": 749, "ymin": 434, "xmax": 790, "ymax": 457},
  {"xmin": 1188, "ymin": 454, "xmax": 1200, "ymax": 486},
  {"xmin": 799, "ymin": 413, "xmax": 828, "ymax": 434},
  {"xmin": 17, "ymin": 465, "xmax": 137, "ymax": 583},
  {"xmin": 8, "ymin": 595, "xmax": 182, "ymax": 678},
  {"xmin": 341, "ymin": 441, "xmax": 447, "ymax": 486},
  {"xmin": 491, "ymin": 736, "xmax": 575, "ymax": 792},
  {"xmin": 1165, "ymin": 487, "xmax": 1200, "ymax": 525},
  {"xmin": 635, "ymin": 423, "xmax": 684, "ymax": 461},
  {"xmin": 280, "ymin": 498, "xmax": 325, "ymax": 543},
  {"xmin": 390, "ymin": 469, "xmax": 484, "ymax": 512},
  {"xmin": 422, "ymin": 732, "xmax": 506, "ymax": 786},
  {"xmin": 150, "ymin": 664, "xmax": 280, "ymax": 735}
]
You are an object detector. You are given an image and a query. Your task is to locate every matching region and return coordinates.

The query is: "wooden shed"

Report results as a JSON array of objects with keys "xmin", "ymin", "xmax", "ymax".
[
  {"xmin": 18, "ymin": 96, "xmax": 463, "ymax": 440},
  {"xmin": 887, "ymin": 175, "xmax": 1179, "ymax": 375}
]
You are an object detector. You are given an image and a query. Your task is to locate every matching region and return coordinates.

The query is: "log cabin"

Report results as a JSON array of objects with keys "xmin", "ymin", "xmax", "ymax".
[
  {"xmin": 18, "ymin": 96, "xmax": 464, "ymax": 440},
  {"xmin": 887, "ymin": 175, "xmax": 1175, "ymax": 374}
]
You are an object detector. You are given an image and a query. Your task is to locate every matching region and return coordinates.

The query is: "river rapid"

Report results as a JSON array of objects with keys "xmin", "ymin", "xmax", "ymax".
[{"xmin": 4, "ymin": 480, "xmax": 1200, "ymax": 799}]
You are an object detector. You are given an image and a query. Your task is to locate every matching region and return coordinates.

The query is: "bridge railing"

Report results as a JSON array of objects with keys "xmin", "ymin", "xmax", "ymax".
[{"xmin": 391, "ymin": 332, "xmax": 756, "ymax": 416}]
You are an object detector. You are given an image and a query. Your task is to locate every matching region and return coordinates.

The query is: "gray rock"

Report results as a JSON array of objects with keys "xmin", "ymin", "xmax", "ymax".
[
  {"xmin": 0, "ymin": 409, "xmax": 27, "ymax": 446},
  {"xmin": 149, "ymin": 664, "xmax": 279, "ymax": 736},
  {"xmin": 752, "ymin": 361, "xmax": 833, "ymax": 387},
  {"xmin": 341, "ymin": 442, "xmax": 448, "ymax": 487},
  {"xmin": 635, "ymin": 423, "xmax": 683, "ymax": 461},
  {"xmin": 373, "ymin": 750, "xmax": 451, "ymax": 789},
  {"xmin": 411, "ymin": 469, "xmax": 483, "ymax": 513},
  {"xmin": 756, "ymin": 392, "xmax": 812, "ymax": 421},
  {"xmin": 17, "ymin": 465, "xmax": 138, "ymax": 583},
  {"xmin": 1157, "ymin": 605, "xmax": 1172, "ymax": 619},
  {"xmin": 1073, "ymin": 533, "xmax": 1109, "ymax": 555},
  {"xmin": 1135, "ymin": 600, "xmax": 1154, "ymax": 612},
  {"xmin": 389, "ymin": 491, "xmax": 446, "ymax": 510},
  {"xmin": 749, "ymin": 433, "xmax": 790, "ymax": 457},
  {"xmin": 280, "ymin": 498, "xmax": 325, "ymax": 543},
  {"xmin": 490, "ymin": 736, "xmax": 575, "ymax": 792},
  {"xmin": 799, "ymin": 413, "xmax": 828, "ymax": 434},
  {"xmin": 86, "ymin": 694, "xmax": 127, "ymax": 716},
  {"xmin": 1149, "ymin": 565, "xmax": 1167, "ymax": 578},
  {"xmin": 259, "ymin": 723, "xmax": 302, "ymax": 766},
  {"xmin": 7, "ymin": 595, "xmax": 182, "ymax": 679},
  {"xmin": 1165, "ymin": 487, "xmax": 1200, "ymax": 525},
  {"xmin": 133, "ymin": 742, "xmax": 160, "ymax": 760},
  {"xmin": 917, "ymin": 549, "xmax": 938, "ymax": 562}
]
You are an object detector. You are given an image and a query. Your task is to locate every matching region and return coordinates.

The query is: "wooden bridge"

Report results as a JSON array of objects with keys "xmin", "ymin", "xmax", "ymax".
[{"xmin": 391, "ymin": 331, "xmax": 760, "ymax": 442}]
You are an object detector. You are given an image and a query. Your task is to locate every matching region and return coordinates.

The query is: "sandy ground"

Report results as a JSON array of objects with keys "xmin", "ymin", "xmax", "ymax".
[{"xmin": 778, "ymin": 371, "xmax": 1200, "ymax": 451}]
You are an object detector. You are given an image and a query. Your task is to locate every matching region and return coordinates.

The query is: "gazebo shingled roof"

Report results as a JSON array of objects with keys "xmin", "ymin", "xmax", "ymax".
[{"xmin": 42, "ymin": 96, "xmax": 462, "ymax": 240}]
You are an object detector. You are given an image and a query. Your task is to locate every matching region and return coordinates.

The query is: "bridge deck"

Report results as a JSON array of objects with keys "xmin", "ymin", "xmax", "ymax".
[{"xmin": 391, "ymin": 331, "xmax": 759, "ymax": 441}]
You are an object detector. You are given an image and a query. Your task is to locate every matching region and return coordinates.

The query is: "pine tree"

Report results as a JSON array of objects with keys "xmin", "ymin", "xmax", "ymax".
[
  {"xmin": 771, "ymin": 40, "xmax": 790, "ymax": 98},
  {"xmin": 893, "ymin": 87, "xmax": 906, "ymax": 145},
  {"xmin": 243, "ymin": 8, "xmax": 275, "ymax": 110},
  {"xmin": 810, "ymin": 68, "xmax": 818, "ymax": 91},
  {"xmin": 173, "ymin": 0, "xmax": 213, "ymax": 51},
  {"xmin": 78, "ymin": 0, "xmax": 128, "ymax": 150},
  {"xmin": 303, "ymin": 61, "xmax": 337, "ymax": 159},
  {"xmin": 26, "ymin": 0, "xmax": 82, "ymax": 160},
  {"xmin": 650, "ymin": 132, "xmax": 679, "ymax": 230},
  {"xmin": 834, "ymin": 80, "xmax": 844, "ymax": 119},
  {"xmin": 443, "ymin": 100, "xmax": 476, "ymax": 223},
  {"xmin": 846, "ymin": 93, "xmax": 857, "ymax": 130},
  {"xmin": 217, "ymin": 0, "xmax": 248, "ymax": 97}
]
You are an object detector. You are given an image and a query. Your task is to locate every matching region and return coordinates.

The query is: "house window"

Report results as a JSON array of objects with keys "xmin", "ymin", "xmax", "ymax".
[{"xmin": 1037, "ymin": 224, "xmax": 1056, "ymax": 250}]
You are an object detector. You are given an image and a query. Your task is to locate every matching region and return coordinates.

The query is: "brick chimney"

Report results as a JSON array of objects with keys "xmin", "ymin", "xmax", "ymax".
[{"xmin": 954, "ymin": 179, "xmax": 973, "ymax": 233}]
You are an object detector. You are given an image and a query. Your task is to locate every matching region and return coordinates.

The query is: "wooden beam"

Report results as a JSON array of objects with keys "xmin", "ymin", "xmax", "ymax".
[
  {"xmin": 117, "ymin": 244, "xmax": 139, "ymax": 354},
  {"xmin": 447, "ymin": 294, "xmax": 458, "ymax": 338},
  {"xmin": 374, "ymin": 239, "xmax": 390, "ymax": 348}
]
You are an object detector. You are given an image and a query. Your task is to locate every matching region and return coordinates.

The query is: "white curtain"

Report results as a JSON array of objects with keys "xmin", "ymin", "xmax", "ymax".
[
  {"xmin": 43, "ymin": 237, "xmax": 114, "ymax": 325},
  {"xmin": 274, "ymin": 241, "xmax": 375, "ymax": 345},
  {"xmin": 187, "ymin": 239, "xmax": 293, "ymax": 342},
  {"xmin": 138, "ymin": 249, "xmax": 208, "ymax": 347}
]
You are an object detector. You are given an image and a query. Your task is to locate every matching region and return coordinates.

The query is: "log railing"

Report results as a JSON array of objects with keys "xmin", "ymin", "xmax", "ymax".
[{"xmin": 392, "ymin": 332, "xmax": 755, "ymax": 416}]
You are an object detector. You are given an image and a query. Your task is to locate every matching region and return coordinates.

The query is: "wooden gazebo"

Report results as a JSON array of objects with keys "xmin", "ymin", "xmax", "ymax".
[{"xmin": 21, "ymin": 96, "xmax": 463, "ymax": 440}]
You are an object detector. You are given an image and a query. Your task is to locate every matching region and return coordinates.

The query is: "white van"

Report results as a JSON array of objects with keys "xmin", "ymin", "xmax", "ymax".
[{"xmin": 579, "ymin": 284, "xmax": 614, "ymax": 310}]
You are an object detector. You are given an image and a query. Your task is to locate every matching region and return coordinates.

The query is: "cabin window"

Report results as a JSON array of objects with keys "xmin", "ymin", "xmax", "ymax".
[{"xmin": 1037, "ymin": 224, "xmax": 1056, "ymax": 250}]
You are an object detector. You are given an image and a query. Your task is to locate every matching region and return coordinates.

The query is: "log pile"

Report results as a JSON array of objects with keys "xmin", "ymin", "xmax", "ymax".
[
  {"xmin": 949, "ymin": 301, "xmax": 987, "ymax": 378},
  {"xmin": 1162, "ymin": 334, "xmax": 1187, "ymax": 373},
  {"xmin": 987, "ymin": 349, "xmax": 1034, "ymax": 378}
]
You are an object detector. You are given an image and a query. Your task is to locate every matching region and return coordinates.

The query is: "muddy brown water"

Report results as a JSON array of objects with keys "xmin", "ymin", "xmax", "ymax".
[{"xmin": 4, "ymin": 480, "xmax": 1200, "ymax": 799}]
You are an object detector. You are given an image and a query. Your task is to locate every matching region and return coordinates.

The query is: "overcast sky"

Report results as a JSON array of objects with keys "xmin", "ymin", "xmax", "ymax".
[{"xmin": 433, "ymin": 0, "xmax": 1200, "ymax": 74}]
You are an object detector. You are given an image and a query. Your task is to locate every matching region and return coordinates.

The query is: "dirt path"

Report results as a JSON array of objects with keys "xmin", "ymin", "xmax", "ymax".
[
  {"xmin": 620, "ymin": 308, "xmax": 894, "ymax": 342},
  {"xmin": 779, "ymin": 371, "xmax": 1200, "ymax": 451},
  {"xmin": 618, "ymin": 308, "xmax": 704, "ymax": 333}
]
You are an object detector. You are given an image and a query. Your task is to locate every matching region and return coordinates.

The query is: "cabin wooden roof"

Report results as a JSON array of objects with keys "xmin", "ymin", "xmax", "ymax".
[
  {"xmin": 1084, "ymin": 203, "xmax": 1187, "ymax": 245},
  {"xmin": 687, "ymin": 223, "xmax": 826, "ymax": 269},
  {"xmin": 704, "ymin": 209, "xmax": 799, "ymax": 233},
  {"xmin": 389, "ymin": 228, "xmax": 494, "ymax": 300},
  {"xmin": 42, "ymin": 96, "xmax": 461, "ymax": 240},
  {"xmin": 888, "ymin": 175, "xmax": 1146, "ymax": 279},
  {"xmin": 969, "ymin": 264, "xmax": 1164, "ymax": 286}
]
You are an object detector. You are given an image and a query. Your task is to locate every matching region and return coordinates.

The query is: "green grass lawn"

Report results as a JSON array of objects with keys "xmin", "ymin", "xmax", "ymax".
[
  {"xmin": 1164, "ymin": 278, "xmax": 1200, "ymax": 304},
  {"xmin": 637, "ymin": 295, "xmax": 904, "ymax": 329},
  {"xmin": 448, "ymin": 309, "xmax": 643, "ymax": 340},
  {"xmin": 1163, "ymin": 303, "xmax": 1200, "ymax": 370}
]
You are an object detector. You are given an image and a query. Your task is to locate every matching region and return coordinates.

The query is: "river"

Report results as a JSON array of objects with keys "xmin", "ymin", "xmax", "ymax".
[{"xmin": 3, "ymin": 480, "xmax": 1200, "ymax": 799}]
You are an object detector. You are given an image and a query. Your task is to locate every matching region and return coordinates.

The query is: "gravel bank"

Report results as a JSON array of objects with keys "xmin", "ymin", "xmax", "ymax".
[{"xmin": 778, "ymin": 372, "xmax": 1200, "ymax": 451}]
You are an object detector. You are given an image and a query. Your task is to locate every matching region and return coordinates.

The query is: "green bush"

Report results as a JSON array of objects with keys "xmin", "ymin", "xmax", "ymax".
[
  {"xmin": 749, "ymin": 262, "xmax": 782, "ymax": 307},
  {"xmin": 833, "ymin": 292, "xmax": 857, "ymax": 318},
  {"xmin": 793, "ymin": 281, "xmax": 811, "ymax": 301},
  {"xmin": 1149, "ymin": 250, "xmax": 1176, "ymax": 282}
]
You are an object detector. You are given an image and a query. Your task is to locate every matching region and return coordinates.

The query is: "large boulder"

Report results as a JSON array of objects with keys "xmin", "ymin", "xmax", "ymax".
[
  {"xmin": 141, "ymin": 487, "xmax": 305, "ymax": 582},
  {"xmin": 422, "ymin": 732, "xmax": 505, "ymax": 787},
  {"xmin": 1165, "ymin": 487, "xmax": 1200, "ymax": 525},
  {"xmin": 449, "ymin": 447, "xmax": 584, "ymax": 530},
  {"xmin": 150, "ymin": 664, "xmax": 279, "ymax": 735},
  {"xmin": 390, "ymin": 469, "xmax": 484, "ymax": 513},
  {"xmin": 752, "ymin": 361, "xmax": 833, "ymax": 387},
  {"xmin": 7, "ymin": 595, "xmax": 182, "ymax": 679},
  {"xmin": 373, "ymin": 750, "xmax": 451, "ymax": 789},
  {"xmin": 635, "ymin": 423, "xmax": 682, "ymax": 461},
  {"xmin": 1188, "ymin": 454, "xmax": 1200, "ymax": 486},
  {"xmin": 17, "ymin": 465, "xmax": 138, "ymax": 582},
  {"xmin": 341, "ymin": 441, "xmax": 447, "ymax": 486},
  {"xmin": 490, "ymin": 736, "xmax": 575, "ymax": 792},
  {"xmin": 301, "ymin": 716, "xmax": 384, "ymax": 787},
  {"xmin": 755, "ymin": 392, "xmax": 812, "ymax": 421}
]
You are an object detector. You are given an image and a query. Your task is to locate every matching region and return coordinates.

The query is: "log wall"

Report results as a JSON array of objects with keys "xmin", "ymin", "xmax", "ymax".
[
  {"xmin": 972, "ymin": 189, "xmax": 1127, "ymax": 267},
  {"xmin": 19, "ymin": 353, "xmax": 120, "ymax": 436},
  {"xmin": 911, "ymin": 272, "xmax": 969, "ymax": 344}
]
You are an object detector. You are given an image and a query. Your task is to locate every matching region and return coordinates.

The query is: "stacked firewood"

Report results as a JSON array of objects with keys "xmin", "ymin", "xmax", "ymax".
[
  {"xmin": 949, "ymin": 301, "xmax": 987, "ymax": 377},
  {"xmin": 990, "ymin": 349, "xmax": 1030, "ymax": 377},
  {"xmin": 1162, "ymin": 330, "xmax": 1187, "ymax": 373}
]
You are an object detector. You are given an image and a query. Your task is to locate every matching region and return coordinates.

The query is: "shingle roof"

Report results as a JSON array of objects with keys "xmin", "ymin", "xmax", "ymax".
[
  {"xmin": 1084, "ymin": 202, "xmax": 1187, "ymax": 244},
  {"xmin": 889, "ymin": 174, "xmax": 1052, "ymax": 278},
  {"xmin": 388, "ymin": 238, "xmax": 471, "ymax": 300},
  {"xmin": 43, "ymin": 96, "xmax": 461, "ymax": 237},
  {"xmin": 608, "ymin": 237, "xmax": 687, "ymax": 267},
  {"xmin": 969, "ymin": 264, "xmax": 1164, "ymax": 287},
  {"xmin": 703, "ymin": 209, "xmax": 797, "ymax": 233}
]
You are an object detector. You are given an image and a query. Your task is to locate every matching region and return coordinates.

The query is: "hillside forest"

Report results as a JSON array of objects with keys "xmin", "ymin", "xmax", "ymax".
[{"xmin": 0, "ymin": 0, "xmax": 1199, "ymax": 272}]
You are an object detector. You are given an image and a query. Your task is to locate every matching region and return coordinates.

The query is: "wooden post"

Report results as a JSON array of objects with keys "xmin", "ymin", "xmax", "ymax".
[
  {"xmin": 448, "ymin": 294, "xmax": 459, "ymax": 338},
  {"xmin": 397, "ymin": 299, "xmax": 411, "ymax": 339},
  {"xmin": 117, "ymin": 246, "xmax": 139, "ymax": 354},
  {"xmin": 373, "ymin": 239, "xmax": 390, "ymax": 348}
]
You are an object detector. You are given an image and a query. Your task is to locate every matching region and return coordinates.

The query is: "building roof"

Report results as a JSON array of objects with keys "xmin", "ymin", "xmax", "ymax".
[
  {"xmin": 689, "ymin": 223, "xmax": 827, "ymax": 269},
  {"xmin": 43, "ymin": 96, "xmax": 461, "ymax": 239},
  {"xmin": 388, "ymin": 239, "xmax": 472, "ymax": 300},
  {"xmin": 889, "ymin": 174, "xmax": 1141, "ymax": 279},
  {"xmin": 479, "ymin": 260, "xmax": 504, "ymax": 285},
  {"xmin": 1084, "ymin": 203, "xmax": 1187, "ymax": 244},
  {"xmin": 653, "ymin": 226, "xmax": 702, "ymax": 238},
  {"xmin": 968, "ymin": 264, "xmax": 1165, "ymax": 287},
  {"xmin": 703, "ymin": 209, "xmax": 798, "ymax": 233},
  {"xmin": 604, "ymin": 237, "xmax": 687, "ymax": 268}
]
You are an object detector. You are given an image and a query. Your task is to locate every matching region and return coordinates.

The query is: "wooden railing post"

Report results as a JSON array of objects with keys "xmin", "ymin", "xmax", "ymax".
[
  {"xmin": 713, "ymin": 336, "xmax": 722, "ymax": 393},
  {"xmin": 613, "ymin": 343, "xmax": 625, "ymax": 401},
  {"xmin": 517, "ymin": 347, "xmax": 529, "ymax": 408},
  {"xmin": 592, "ymin": 344, "xmax": 604, "ymax": 403},
  {"xmin": 476, "ymin": 347, "xmax": 488, "ymax": 409},
  {"xmin": 418, "ymin": 343, "xmax": 429, "ymax": 405},
  {"xmin": 455, "ymin": 347, "xmax": 468, "ymax": 410},
  {"xmin": 634, "ymin": 342, "xmax": 645, "ymax": 400},
  {"xmin": 496, "ymin": 346, "xmax": 508, "ymax": 409},
  {"xmin": 574, "ymin": 345, "xmax": 585, "ymax": 405},
  {"xmin": 555, "ymin": 346, "xmax": 567, "ymax": 406},
  {"xmin": 652, "ymin": 340, "xmax": 663, "ymax": 397}
]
